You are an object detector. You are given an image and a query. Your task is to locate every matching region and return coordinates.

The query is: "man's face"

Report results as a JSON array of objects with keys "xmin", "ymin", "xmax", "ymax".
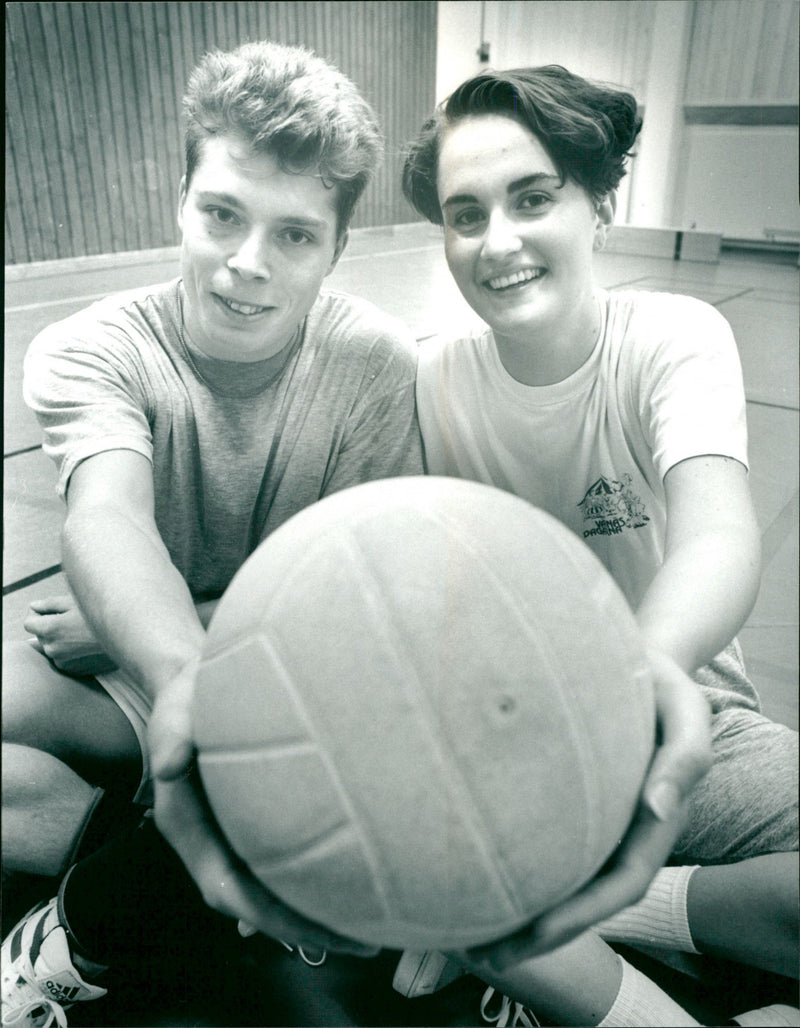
[{"xmin": 178, "ymin": 133, "xmax": 345, "ymax": 362}]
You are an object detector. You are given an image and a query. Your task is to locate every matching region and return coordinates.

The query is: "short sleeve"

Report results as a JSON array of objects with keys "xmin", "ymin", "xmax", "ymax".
[
  {"xmin": 23, "ymin": 317, "xmax": 154, "ymax": 498},
  {"xmin": 633, "ymin": 296, "xmax": 748, "ymax": 481}
]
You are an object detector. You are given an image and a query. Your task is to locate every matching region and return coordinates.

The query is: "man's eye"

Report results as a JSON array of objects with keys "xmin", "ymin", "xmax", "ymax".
[
  {"xmin": 207, "ymin": 206, "xmax": 239, "ymax": 226},
  {"xmin": 281, "ymin": 228, "xmax": 313, "ymax": 245}
]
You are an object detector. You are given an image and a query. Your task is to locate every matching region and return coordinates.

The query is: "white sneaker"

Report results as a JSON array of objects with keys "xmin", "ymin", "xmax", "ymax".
[
  {"xmin": 1, "ymin": 898, "xmax": 107, "ymax": 1027},
  {"xmin": 392, "ymin": 949, "xmax": 465, "ymax": 997},
  {"xmin": 732, "ymin": 1006, "xmax": 800, "ymax": 1027}
]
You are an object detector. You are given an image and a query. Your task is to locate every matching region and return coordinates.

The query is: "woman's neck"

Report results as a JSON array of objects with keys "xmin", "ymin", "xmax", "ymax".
[{"xmin": 494, "ymin": 290, "xmax": 603, "ymax": 387}]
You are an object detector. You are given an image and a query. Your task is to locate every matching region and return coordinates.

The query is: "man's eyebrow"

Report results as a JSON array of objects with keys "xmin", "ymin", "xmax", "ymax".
[
  {"xmin": 275, "ymin": 215, "xmax": 328, "ymax": 229},
  {"xmin": 193, "ymin": 192, "xmax": 327, "ymax": 228},
  {"xmin": 442, "ymin": 173, "xmax": 560, "ymax": 209},
  {"xmin": 195, "ymin": 190, "xmax": 243, "ymax": 208}
]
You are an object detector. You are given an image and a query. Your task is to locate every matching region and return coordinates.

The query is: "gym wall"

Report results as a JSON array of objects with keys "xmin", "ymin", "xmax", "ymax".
[
  {"xmin": 5, "ymin": 1, "xmax": 437, "ymax": 265},
  {"xmin": 436, "ymin": 0, "xmax": 799, "ymax": 242}
]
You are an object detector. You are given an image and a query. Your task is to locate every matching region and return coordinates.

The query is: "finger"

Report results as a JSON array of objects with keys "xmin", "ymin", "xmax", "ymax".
[
  {"xmin": 467, "ymin": 805, "xmax": 684, "ymax": 970},
  {"xmin": 154, "ymin": 778, "xmax": 375, "ymax": 956},
  {"xmin": 28, "ymin": 596, "xmax": 72, "ymax": 614}
]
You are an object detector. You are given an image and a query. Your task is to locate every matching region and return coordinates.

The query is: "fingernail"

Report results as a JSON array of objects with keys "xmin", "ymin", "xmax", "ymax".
[
  {"xmin": 238, "ymin": 920, "xmax": 258, "ymax": 938},
  {"xmin": 647, "ymin": 781, "xmax": 680, "ymax": 822}
]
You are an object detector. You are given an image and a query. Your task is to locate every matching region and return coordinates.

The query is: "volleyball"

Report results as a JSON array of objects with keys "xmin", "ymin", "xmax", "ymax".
[{"xmin": 192, "ymin": 476, "xmax": 655, "ymax": 950}]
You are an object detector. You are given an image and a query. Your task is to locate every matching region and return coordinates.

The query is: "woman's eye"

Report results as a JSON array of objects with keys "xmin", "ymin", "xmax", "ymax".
[
  {"xmin": 453, "ymin": 208, "xmax": 486, "ymax": 230},
  {"xmin": 518, "ymin": 193, "xmax": 549, "ymax": 211}
]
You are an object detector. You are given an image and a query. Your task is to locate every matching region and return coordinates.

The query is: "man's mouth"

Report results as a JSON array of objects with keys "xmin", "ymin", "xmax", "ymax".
[
  {"xmin": 216, "ymin": 295, "xmax": 273, "ymax": 316},
  {"xmin": 485, "ymin": 268, "xmax": 544, "ymax": 291}
]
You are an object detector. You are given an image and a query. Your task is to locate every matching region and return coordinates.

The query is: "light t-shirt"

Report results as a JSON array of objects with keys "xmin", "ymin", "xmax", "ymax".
[{"xmin": 417, "ymin": 288, "xmax": 758, "ymax": 712}]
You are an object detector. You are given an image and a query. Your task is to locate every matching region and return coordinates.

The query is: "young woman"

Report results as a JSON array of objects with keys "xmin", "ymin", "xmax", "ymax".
[{"xmin": 400, "ymin": 64, "xmax": 798, "ymax": 1027}]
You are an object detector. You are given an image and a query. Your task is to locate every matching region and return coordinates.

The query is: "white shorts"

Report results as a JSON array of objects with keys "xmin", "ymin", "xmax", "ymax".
[{"xmin": 97, "ymin": 666, "xmax": 154, "ymax": 805}]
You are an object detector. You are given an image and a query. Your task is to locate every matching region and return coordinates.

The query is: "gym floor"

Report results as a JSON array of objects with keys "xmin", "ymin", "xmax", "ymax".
[{"xmin": 3, "ymin": 223, "xmax": 798, "ymax": 1024}]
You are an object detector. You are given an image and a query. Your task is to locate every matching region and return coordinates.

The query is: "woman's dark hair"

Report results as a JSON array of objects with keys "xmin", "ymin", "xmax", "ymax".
[{"xmin": 402, "ymin": 65, "xmax": 642, "ymax": 224}]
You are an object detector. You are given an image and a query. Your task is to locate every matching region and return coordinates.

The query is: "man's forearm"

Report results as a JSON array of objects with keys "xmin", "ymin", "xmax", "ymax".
[{"xmin": 61, "ymin": 505, "xmax": 205, "ymax": 701}]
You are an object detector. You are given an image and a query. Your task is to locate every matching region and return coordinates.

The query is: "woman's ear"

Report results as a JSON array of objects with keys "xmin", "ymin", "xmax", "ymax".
[{"xmin": 593, "ymin": 192, "xmax": 616, "ymax": 251}]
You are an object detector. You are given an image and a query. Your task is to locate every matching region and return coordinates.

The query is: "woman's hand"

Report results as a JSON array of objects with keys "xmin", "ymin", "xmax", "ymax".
[
  {"xmin": 24, "ymin": 594, "xmax": 118, "ymax": 676},
  {"xmin": 148, "ymin": 660, "xmax": 379, "ymax": 958},
  {"xmin": 465, "ymin": 652, "xmax": 712, "ymax": 970}
]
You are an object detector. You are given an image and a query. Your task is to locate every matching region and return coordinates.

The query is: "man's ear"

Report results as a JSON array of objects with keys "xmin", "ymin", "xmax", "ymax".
[
  {"xmin": 177, "ymin": 176, "xmax": 187, "ymax": 232},
  {"xmin": 593, "ymin": 192, "xmax": 616, "ymax": 251},
  {"xmin": 327, "ymin": 229, "xmax": 349, "ymax": 275}
]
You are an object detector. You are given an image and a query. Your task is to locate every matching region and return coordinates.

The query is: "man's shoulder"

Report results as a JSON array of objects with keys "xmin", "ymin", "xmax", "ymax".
[
  {"xmin": 310, "ymin": 288, "xmax": 417, "ymax": 355},
  {"xmin": 30, "ymin": 279, "xmax": 181, "ymax": 355}
]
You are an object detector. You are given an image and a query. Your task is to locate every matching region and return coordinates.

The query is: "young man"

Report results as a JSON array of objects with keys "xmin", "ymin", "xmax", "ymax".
[
  {"xmin": 2, "ymin": 39, "xmax": 423, "ymax": 1024},
  {"xmin": 398, "ymin": 65, "xmax": 799, "ymax": 1027}
]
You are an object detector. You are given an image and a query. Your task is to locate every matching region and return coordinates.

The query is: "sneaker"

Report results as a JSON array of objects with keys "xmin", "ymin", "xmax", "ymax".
[
  {"xmin": 480, "ymin": 986, "xmax": 540, "ymax": 1027},
  {"xmin": 1, "ymin": 898, "xmax": 107, "ymax": 1027},
  {"xmin": 392, "ymin": 949, "xmax": 466, "ymax": 997},
  {"xmin": 731, "ymin": 1006, "xmax": 800, "ymax": 1027}
]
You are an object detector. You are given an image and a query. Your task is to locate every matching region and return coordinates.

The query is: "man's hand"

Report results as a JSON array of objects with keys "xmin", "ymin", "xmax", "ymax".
[
  {"xmin": 148, "ymin": 660, "xmax": 378, "ymax": 958},
  {"xmin": 464, "ymin": 652, "xmax": 712, "ymax": 971},
  {"xmin": 24, "ymin": 594, "xmax": 118, "ymax": 676}
]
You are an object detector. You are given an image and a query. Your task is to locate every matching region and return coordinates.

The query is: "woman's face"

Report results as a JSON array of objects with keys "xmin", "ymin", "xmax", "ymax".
[{"xmin": 437, "ymin": 113, "xmax": 612, "ymax": 359}]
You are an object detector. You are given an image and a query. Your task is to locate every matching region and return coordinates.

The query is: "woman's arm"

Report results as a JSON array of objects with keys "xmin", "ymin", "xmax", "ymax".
[{"xmin": 637, "ymin": 453, "xmax": 761, "ymax": 674}]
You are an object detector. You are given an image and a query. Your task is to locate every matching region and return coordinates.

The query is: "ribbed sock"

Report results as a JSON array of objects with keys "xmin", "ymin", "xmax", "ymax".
[
  {"xmin": 596, "ymin": 864, "xmax": 701, "ymax": 954},
  {"xmin": 598, "ymin": 956, "xmax": 701, "ymax": 1027}
]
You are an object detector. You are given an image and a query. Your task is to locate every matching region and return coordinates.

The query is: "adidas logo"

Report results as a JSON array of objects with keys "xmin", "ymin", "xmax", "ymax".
[{"xmin": 45, "ymin": 980, "xmax": 80, "ymax": 1002}]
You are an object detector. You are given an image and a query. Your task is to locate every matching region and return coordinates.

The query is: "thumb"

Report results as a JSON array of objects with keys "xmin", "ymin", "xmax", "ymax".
[
  {"xmin": 148, "ymin": 665, "xmax": 198, "ymax": 780},
  {"xmin": 642, "ymin": 654, "xmax": 712, "ymax": 822}
]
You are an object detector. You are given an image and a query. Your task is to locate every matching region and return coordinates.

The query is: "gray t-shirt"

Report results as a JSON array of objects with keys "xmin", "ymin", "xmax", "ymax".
[{"xmin": 24, "ymin": 279, "xmax": 425, "ymax": 599}]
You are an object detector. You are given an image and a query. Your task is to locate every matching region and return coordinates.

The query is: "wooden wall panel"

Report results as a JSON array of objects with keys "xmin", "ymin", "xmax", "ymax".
[
  {"xmin": 5, "ymin": 1, "xmax": 437, "ymax": 264},
  {"xmin": 685, "ymin": 0, "xmax": 799, "ymax": 104},
  {"xmin": 489, "ymin": 0, "xmax": 655, "ymax": 99}
]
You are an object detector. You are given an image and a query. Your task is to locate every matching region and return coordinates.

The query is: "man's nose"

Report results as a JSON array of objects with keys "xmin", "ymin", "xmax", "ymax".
[{"xmin": 227, "ymin": 230, "xmax": 272, "ymax": 281}]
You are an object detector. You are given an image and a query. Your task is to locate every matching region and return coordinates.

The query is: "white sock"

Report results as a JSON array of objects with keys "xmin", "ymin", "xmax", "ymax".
[
  {"xmin": 596, "ymin": 865, "xmax": 701, "ymax": 954},
  {"xmin": 598, "ymin": 956, "xmax": 701, "ymax": 1027}
]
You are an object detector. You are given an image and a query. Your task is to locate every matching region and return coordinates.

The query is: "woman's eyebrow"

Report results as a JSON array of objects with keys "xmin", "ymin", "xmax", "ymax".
[
  {"xmin": 507, "ymin": 173, "xmax": 560, "ymax": 193},
  {"xmin": 443, "ymin": 172, "xmax": 561, "ymax": 209}
]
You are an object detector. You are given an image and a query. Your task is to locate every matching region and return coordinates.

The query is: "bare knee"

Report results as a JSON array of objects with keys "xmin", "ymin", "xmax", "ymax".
[{"xmin": 3, "ymin": 742, "xmax": 98, "ymax": 875}]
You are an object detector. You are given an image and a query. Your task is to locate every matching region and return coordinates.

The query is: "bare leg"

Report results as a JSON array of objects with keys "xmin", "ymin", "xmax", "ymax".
[
  {"xmin": 2, "ymin": 744, "xmax": 101, "ymax": 876},
  {"xmin": 2, "ymin": 642, "xmax": 143, "ymax": 876},
  {"xmin": 2, "ymin": 640, "xmax": 141, "ymax": 787},
  {"xmin": 688, "ymin": 853, "xmax": 799, "ymax": 978},
  {"xmin": 457, "ymin": 931, "xmax": 621, "ymax": 1026}
]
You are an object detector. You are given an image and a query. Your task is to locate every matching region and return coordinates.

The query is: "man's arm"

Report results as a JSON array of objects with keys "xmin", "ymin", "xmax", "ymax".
[
  {"xmin": 61, "ymin": 448, "xmax": 378, "ymax": 955},
  {"xmin": 61, "ymin": 449, "xmax": 204, "ymax": 696}
]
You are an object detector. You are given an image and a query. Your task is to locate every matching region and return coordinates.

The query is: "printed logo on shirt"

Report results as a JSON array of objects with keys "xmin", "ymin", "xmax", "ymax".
[{"xmin": 578, "ymin": 474, "xmax": 650, "ymax": 538}]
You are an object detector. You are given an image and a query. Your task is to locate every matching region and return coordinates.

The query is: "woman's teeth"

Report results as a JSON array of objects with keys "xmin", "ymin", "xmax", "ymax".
[{"xmin": 487, "ymin": 268, "xmax": 543, "ymax": 291}]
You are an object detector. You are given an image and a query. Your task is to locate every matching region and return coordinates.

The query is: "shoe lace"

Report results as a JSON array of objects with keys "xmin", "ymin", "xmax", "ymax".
[
  {"xmin": 2, "ymin": 991, "xmax": 68, "ymax": 1028},
  {"xmin": 277, "ymin": 940, "xmax": 327, "ymax": 966},
  {"xmin": 480, "ymin": 986, "xmax": 540, "ymax": 1028}
]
